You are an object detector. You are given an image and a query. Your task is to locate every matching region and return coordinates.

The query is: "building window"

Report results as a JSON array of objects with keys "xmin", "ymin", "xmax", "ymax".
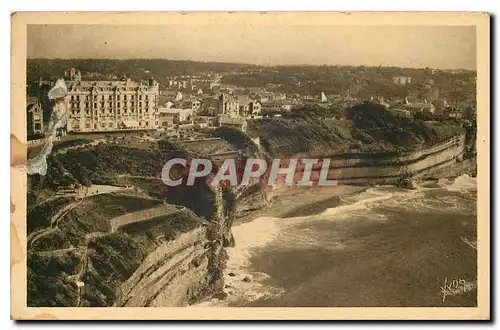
[
  {"xmin": 139, "ymin": 102, "xmax": 142, "ymax": 107},
  {"xmin": 117, "ymin": 102, "xmax": 121, "ymax": 107},
  {"xmin": 34, "ymin": 123, "xmax": 41, "ymax": 130},
  {"xmin": 94, "ymin": 102, "xmax": 97, "ymax": 108},
  {"xmin": 139, "ymin": 95, "xmax": 142, "ymax": 100}
]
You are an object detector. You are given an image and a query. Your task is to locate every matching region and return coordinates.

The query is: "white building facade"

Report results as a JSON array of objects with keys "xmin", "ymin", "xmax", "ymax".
[{"xmin": 66, "ymin": 77, "xmax": 160, "ymax": 132}]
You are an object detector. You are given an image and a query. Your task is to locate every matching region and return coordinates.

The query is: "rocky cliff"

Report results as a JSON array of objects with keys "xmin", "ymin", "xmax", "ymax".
[
  {"xmin": 113, "ymin": 185, "xmax": 231, "ymax": 307},
  {"xmin": 27, "ymin": 186, "xmax": 233, "ymax": 307},
  {"xmin": 315, "ymin": 134, "xmax": 468, "ymax": 185}
]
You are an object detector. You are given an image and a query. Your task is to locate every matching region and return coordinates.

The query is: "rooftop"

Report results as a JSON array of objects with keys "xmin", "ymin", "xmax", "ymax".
[
  {"xmin": 158, "ymin": 107, "xmax": 192, "ymax": 114},
  {"xmin": 219, "ymin": 117, "xmax": 247, "ymax": 125},
  {"xmin": 66, "ymin": 79, "xmax": 158, "ymax": 91}
]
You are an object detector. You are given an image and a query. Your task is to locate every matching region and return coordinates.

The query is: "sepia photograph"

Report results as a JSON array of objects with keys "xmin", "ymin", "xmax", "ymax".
[{"xmin": 10, "ymin": 12, "xmax": 489, "ymax": 320}]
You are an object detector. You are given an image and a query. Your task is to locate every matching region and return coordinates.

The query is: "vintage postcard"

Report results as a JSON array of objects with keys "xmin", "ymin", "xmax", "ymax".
[{"xmin": 11, "ymin": 12, "xmax": 490, "ymax": 320}]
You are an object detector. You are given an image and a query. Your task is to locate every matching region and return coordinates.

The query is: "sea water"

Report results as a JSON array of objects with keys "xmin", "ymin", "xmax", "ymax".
[{"xmin": 202, "ymin": 174, "xmax": 477, "ymax": 307}]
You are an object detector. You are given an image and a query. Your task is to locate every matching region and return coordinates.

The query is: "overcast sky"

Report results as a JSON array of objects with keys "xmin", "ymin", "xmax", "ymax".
[{"xmin": 27, "ymin": 24, "xmax": 476, "ymax": 70}]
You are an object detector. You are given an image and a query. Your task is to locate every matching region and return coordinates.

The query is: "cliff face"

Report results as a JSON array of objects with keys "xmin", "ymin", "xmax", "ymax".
[
  {"xmin": 113, "ymin": 227, "xmax": 211, "ymax": 307},
  {"xmin": 232, "ymin": 184, "xmax": 271, "ymax": 218},
  {"xmin": 27, "ymin": 186, "xmax": 232, "ymax": 307},
  {"xmin": 252, "ymin": 134, "xmax": 469, "ymax": 191},
  {"xmin": 113, "ymin": 185, "xmax": 231, "ymax": 307},
  {"xmin": 319, "ymin": 134, "xmax": 468, "ymax": 185}
]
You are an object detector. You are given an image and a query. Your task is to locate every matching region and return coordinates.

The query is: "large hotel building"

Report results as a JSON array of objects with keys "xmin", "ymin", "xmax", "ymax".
[{"xmin": 65, "ymin": 70, "xmax": 160, "ymax": 132}]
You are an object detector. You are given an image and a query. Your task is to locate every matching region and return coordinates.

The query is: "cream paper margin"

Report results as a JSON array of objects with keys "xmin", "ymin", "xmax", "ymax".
[{"xmin": 10, "ymin": 11, "xmax": 490, "ymax": 320}]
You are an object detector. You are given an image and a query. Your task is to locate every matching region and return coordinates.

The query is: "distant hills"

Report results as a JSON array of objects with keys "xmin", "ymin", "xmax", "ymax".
[
  {"xmin": 27, "ymin": 58, "xmax": 252, "ymax": 85},
  {"xmin": 27, "ymin": 58, "xmax": 476, "ymax": 100}
]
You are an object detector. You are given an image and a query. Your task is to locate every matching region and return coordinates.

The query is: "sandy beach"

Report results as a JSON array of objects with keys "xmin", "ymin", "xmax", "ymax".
[
  {"xmin": 198, "ymin": 184, "xmax": 370, "ymax": 306},
  {"xmin": 235, "ymin": 185, "xmax": 367, "ymax": 226},
  {"xmin": 211, "ymin": 177, "xmax": 477, "ymax": 307}
]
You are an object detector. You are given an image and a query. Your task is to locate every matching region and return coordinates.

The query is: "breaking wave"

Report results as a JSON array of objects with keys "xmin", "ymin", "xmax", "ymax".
[
  {"xmin": 207, "ymin": 175, "xmax": 477, "ymax": 306},
  {"xmin": 195, "ymin": 216, "xmax": 285, "ymax": 306}
]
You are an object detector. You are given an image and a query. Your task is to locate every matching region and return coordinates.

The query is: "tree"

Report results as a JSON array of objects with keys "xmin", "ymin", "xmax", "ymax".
[{"xmin": 81, "ymin": 178, "xmax": 92, "ymax": 187}]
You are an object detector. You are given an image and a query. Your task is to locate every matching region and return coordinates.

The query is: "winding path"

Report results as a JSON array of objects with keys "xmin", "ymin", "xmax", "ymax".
[
  {"xmin": 74, "ymin": 232, "xmax": 109, "ymax": 307},
  {"xmin": 28, "ymin": 199, "xmax": 83, "ymax": 249}
]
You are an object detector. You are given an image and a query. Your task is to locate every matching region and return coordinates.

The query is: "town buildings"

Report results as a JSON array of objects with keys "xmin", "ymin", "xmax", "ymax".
[
  {"xmin": 392, "ymin": 101, "xmax": 436, "ymax": 115},
  {"xmin": 392, "ymin": 76, "xmax": 413, "ymax": 85},
  {"xmin": 235, "ymin": 96, "xmax": 262, "ymax": 119},
  {"xmin": 320, "ymin": 92, "xmax": 328, "ymax": 102},
  {"xmin": 65, "ymin": 71, "xmax": 160, "ymax": 132},
  {"xmin": 191, "ymin": 99, "xmax": 202, "ymax": 112},
  {"xmin": 219, "ymin": 117, "xmax": 248, "ymax": 132},
  {"xmin": 64, "ymin": 67, "xmax": 82, "ymax": 82},
  {"xmin": 447, "ymin": 108, "xmax": 463, "ymax": 119},
  {"xmin": 27, "ymin": 97, "xmax": 44, "ymax": 136},
  {"xmin": 29, "ymin": 64, "xmax": 474, "ymax": 138},
  {"xmin": 218, "ymin": 93, "xmax": 240, "ymax": 118},
  {"xmin": 158, "ymin": 107, "xmax": 194, "ymax": 128}
]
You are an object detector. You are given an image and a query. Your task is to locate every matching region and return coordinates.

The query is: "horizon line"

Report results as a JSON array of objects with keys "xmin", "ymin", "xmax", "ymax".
[{"xmin": 26, "ymin": 57, "xmax": 477, "ymax": 72}]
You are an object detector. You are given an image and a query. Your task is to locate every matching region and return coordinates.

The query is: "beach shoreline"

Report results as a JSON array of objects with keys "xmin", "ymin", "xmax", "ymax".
[
  {"xmin": 196, "ymin": 184, "xmax": 371, "ymax": 306},
  {"xmin": 212, "ymin": 176, "xmax": 477, "ymax": 307},
  {"xmin": 234, "ymin": 185, "xmax": 368, "ymax": 226}
]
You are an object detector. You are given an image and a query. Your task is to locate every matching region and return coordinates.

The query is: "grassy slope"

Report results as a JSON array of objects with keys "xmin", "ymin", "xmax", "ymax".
[
  {"xmin": 28, "ymin": 233, "xmax": 149, "ymax": 307},
  {"xmin": 27, "ymin": 137, "xmax": 231, "ymax": 307},
  {"xmin": 249, "ymin": 102, "xmax": 464, "ymax": 158},
  {"xmin": 27, "ymin": 192, "xmax": 206, "ymax": 307},
  {"xmin": 27, "ymin": 196, "xmax": 75, "ymax": 234},
  {"xmin": 30, "ymin": 194, "xmax": 163, "ymax": 251}
]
